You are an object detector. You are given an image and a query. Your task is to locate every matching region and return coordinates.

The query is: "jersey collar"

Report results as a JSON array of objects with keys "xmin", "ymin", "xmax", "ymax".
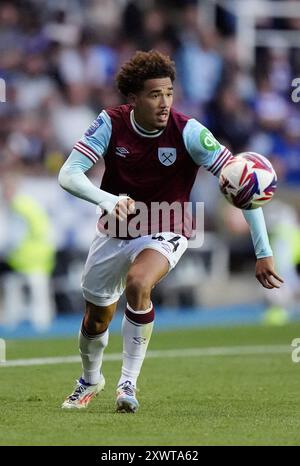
[{"xmin": 130, "ymin": 110, "xmax": 164, "ymax": 138}]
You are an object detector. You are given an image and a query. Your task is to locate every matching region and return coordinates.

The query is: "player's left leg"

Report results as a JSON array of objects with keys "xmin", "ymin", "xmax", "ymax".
[
  {"xmin": 116, "ymin": 248, "xmax": 169, "ymax": 413},
  {"xmin": 116, "ymin": 233, "xmax": 188, "ymax": 412}
]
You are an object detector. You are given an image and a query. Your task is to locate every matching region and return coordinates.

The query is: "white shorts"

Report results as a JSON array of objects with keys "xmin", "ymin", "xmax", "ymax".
[{"xmin": 81, "ymin": 232, "xmax": 188, "ymax": 306}]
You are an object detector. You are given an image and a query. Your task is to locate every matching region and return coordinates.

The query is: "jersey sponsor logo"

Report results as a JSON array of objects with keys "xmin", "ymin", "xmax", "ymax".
[
  {"xmin": 200, "ymin": 129, "xmax": 220, "ymax": 151},
  {"xmin": 85, "ymin": 115, "xmax": 104, "ymax": 137},
  {"xmin": 115, "ymin": 147, "xmax": 130, "ymax": 157},
  {"xmin": 158, "ymin": 147, "xmax": 177, "ymax": 166}
]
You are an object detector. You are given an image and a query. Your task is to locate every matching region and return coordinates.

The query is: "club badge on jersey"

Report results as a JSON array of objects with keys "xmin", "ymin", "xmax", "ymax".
[{"xmin": 158, "ymin": 147, "xmax": 177, "ymax": 166}]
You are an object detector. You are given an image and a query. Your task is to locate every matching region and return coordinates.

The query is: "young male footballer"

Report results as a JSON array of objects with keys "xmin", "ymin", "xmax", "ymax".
[{"xmin": 59, "ymin": 50, "xmax": 283, "ymax": 413}]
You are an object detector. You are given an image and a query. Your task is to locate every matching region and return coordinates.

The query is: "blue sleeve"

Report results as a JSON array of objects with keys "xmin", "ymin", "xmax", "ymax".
[
  {"xmin": 243, "ymin": 209, "xmax": 273, "ymax": 259},
  {"xmin": 58, "ymin": 148, "xmax": 119, "ymax": 212},
  {"xmin": 73, "ymin": 110, "xmax": 112, "ymax": 163},
  {"xmin": 183, "ymin": 118, "xmax": 233, "ymax": 175},
  {"xmin": 61, "ymin": 148, "xmax": 94, "ymax": 173},
  {"xmin": 183, "ymin": 119, "xmax": 272, "ymax": 258}
]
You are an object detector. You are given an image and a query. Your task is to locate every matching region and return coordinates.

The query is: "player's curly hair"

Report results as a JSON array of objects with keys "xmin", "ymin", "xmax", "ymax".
[{"xmin": 116, "ymin": 50, "xmax": 176, "ymax": 96}]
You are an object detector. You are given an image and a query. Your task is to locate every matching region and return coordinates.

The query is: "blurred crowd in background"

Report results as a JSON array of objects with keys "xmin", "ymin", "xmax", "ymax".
[{"xmin": 0, "ymin": 0, "xmax": 299, "ymax": 329}]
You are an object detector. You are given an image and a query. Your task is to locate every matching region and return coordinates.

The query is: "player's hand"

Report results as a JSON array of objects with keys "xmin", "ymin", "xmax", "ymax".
[
  {"xmin": 255, "ymin": 257, "xmax": 284, "ymax": 289},
  {"xmin": 112, "ymin": 197, "xmax": 135, "ymax": 221}
]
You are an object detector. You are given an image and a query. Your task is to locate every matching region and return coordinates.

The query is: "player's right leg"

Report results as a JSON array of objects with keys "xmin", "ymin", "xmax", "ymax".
[
  {"xmin": 62, "ymin": 233, "xmax": 130, "ymax": 410},
  {"xmin": 62, "ymin": 300, "xmax": 118, "ymax": 409}
]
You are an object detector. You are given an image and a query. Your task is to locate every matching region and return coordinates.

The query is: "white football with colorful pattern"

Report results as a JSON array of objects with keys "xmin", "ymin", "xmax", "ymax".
[{"xmin": 219, "ymin": 152, "xmax": 277, "ymax": 210}]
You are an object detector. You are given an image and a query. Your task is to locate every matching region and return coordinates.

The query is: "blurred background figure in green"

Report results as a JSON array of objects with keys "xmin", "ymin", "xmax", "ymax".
[
  {"xmin": 0, "ymin": 173, "xmax": 55, "ymax": 331},
  {"xmin": 263, "ymin": 200, "xmax": 300, "ymax": 325}
]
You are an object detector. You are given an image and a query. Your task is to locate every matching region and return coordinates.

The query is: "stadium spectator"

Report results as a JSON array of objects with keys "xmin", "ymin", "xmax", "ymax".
[{"xmin": 269, "ymin": 115, "xmax": 300, "ymax": 187}]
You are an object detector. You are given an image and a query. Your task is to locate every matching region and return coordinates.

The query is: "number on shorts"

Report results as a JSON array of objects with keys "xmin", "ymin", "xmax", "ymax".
[
  {"xmin": 167, "ymin": 235, "xmax": 181, "ymax": 252},
  {"xmin": 151, "ymin": 234, "xmax": 181, "ymax": 252},
  {"xmin": 151, "ymin": 234, "xmax": 165, "ymax": 242}
]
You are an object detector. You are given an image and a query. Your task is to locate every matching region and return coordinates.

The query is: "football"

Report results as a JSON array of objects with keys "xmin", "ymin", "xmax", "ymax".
[{"xmin": 219, "ymin": 152, "xmax": 277, "ymax": 209}]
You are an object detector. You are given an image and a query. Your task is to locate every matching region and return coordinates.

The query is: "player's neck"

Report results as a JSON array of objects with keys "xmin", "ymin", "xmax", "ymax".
[{"xmin": 131, "ymin": 110, "xmax": 163, "ymax": 138}]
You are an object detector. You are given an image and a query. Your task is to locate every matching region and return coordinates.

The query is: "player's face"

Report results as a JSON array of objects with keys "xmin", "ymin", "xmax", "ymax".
[{"xmin": 131, "ymin": 77, "xmax": 173, "ymax": 131}]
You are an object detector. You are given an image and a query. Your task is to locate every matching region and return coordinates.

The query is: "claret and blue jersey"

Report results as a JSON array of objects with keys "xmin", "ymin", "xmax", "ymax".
[
  {"xmin": 59, "ymin": 104, "xmax": 273, "ymax": 258},
  {"xmin": 75, "ymin": 104, "xmax": 232, "ymax": 195}
]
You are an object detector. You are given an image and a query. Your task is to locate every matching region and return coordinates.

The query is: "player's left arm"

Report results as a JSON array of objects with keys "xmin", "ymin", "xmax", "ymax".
[
  {"xmin": 183, "ymin": 118, "xmax": 284, "ymax": 289},
  {"xmin": 243, "ymin": 210, "xmax": 284, "ymax": 289}
]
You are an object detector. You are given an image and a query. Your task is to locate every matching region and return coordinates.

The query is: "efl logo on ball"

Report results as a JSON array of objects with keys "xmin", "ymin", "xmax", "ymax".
[{"xmin": 219, "ymin": 152, "xmax": 277, "ymax": 210}]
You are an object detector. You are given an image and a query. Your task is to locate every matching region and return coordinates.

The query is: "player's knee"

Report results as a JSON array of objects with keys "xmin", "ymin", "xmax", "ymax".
[
  {"xmin": 83, "ymin": 315, "xmax": 108, "ymax": 335},
  {"xmin": 83, "ymin": 306, "xmax": 111, "ymax": 334},
  {"xmin": 126, "ymin": 274, "xmax": 152, "ymax": 303}
]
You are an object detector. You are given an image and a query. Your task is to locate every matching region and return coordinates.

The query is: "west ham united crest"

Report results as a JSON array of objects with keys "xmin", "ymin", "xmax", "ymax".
[{"xmin": 158, "ymin": 147, "xmax": 177, "ymax": 166}]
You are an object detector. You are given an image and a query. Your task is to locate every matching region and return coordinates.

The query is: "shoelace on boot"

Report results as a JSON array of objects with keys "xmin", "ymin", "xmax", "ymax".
[
  {"xmin": 120, "ymin": 382, "xmax": 135, "ymax": 396},
  {"xmin": 69, "ymin": 383, "xmax": 87, "ymax": 401}
]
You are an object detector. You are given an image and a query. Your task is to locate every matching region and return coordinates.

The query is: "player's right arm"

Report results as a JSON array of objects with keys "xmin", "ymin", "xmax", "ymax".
[{"xmin": 58, "ymin": 111, "xmax": 134, "ymax": 219}]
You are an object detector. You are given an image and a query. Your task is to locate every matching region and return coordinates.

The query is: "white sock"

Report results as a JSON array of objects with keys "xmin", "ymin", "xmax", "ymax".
[
  {"xmin": 79, "ymin": 323, "xmax": 109, "ymax": 385},
  {"xmin": 118, "ymin": 303, "xmax": 154, "ymax": 388}
]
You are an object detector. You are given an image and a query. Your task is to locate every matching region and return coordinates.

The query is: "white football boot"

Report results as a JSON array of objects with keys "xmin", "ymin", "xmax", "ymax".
[
  {"xmin": 62, "ymin": 375, "xmax": 105, "ymax": 409},
  {"xmin": 116, "ymin": 380, "xmax": 139, "ymax": 413}
]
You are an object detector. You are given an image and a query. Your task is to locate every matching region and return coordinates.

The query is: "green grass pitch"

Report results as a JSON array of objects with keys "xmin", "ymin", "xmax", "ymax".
[{"xmin": 1, "ymin": 323, "xmax": 300, "ymax": 446}]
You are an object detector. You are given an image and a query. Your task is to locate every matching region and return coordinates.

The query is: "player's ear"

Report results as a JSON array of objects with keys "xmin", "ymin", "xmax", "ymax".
[{"xmin": 128, "ymin": 93, "xmax": 137, "ymax": 107}]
